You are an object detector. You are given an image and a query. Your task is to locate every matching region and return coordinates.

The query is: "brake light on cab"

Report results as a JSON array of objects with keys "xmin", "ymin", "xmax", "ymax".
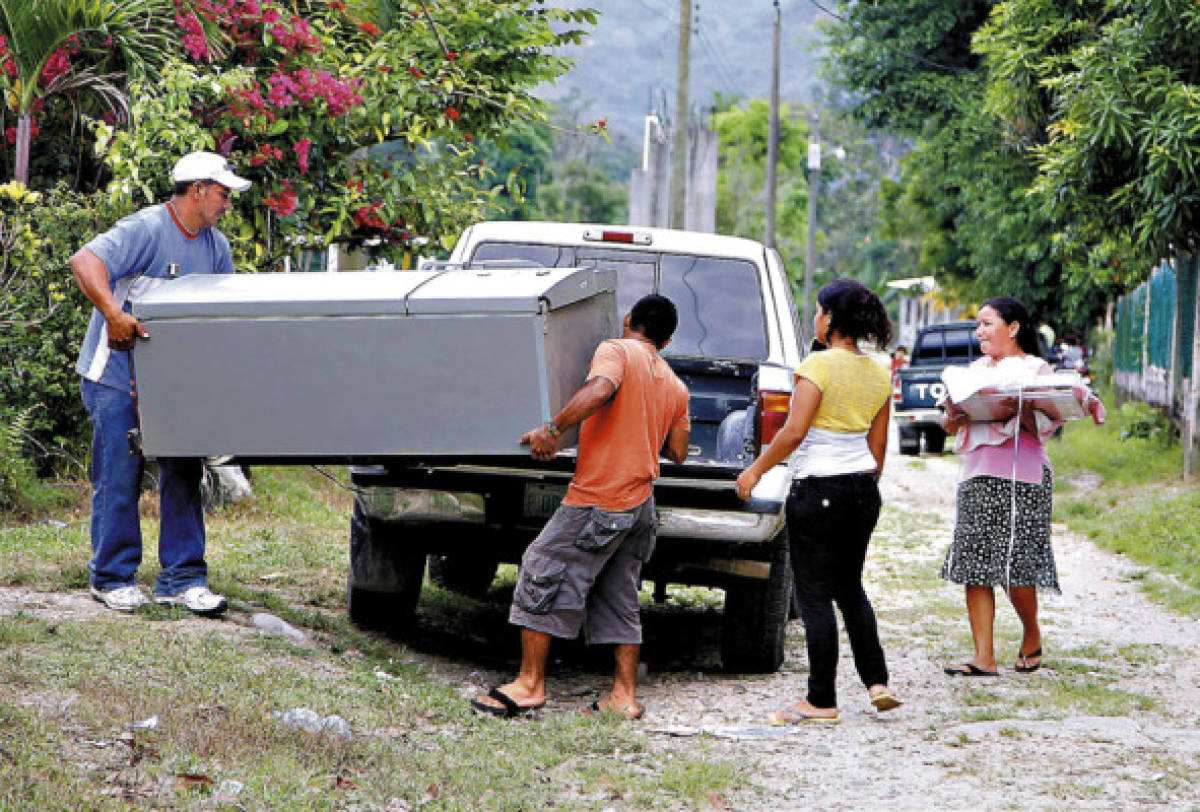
[
  {"xmin": 582, "ymin": 228, "xmax": 652, "ymax": 246},
  {"xmin": 755, "ymin": 390, "xmax": 791, "ymax": 453}
]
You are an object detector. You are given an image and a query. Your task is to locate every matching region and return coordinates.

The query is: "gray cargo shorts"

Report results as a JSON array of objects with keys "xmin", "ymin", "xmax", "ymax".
[{"xmin": 508, "ymin": 497, "xmax": 656, "ymax": 645}]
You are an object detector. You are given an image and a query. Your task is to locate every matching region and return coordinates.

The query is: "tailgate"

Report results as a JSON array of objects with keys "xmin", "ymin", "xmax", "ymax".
[{"xmin": 897, "ymin": 368, "xmax": 948, "ymax": 410}]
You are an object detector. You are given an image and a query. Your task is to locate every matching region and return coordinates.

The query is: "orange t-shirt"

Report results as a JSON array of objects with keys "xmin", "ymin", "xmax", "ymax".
[{"xmin": 563, "ymin": 338, "xmax": 691, "ymax": 511}]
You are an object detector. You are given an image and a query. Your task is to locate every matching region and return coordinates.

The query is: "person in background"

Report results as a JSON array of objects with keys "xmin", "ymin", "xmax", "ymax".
[
  {"xmin": 471, "ymin": 295, "xmax": 690, "ymax": 720},
  {"xmin": 1038, "ymin": 319, "xmax": 1056, "ymax": 353},
  {"xmin": 71, "ymin": 151, "xmax": 250, "ymax": 615},
  {"xmin": 890, "ymin": 345, "xmax": 909, "ymax": 379},
  {"xmin": 939, "ymin": 297, "xmax": 1103, "ymax": 676},
  {"xmin": 736, "ymin": 278, "xmax": 901, "ymax": 723}
]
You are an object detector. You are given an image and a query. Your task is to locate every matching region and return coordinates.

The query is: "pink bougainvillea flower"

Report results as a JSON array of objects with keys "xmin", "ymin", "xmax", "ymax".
[
  {"xmin": 264, "ymin": 184, "xmax": 298, "ymax": 216},
  {"xmin": 294, "ymin": 138, "xmax": 312, "ymax": 174},
  {"xmin": 175, "ymin": 11, "xmax": 211, "ymax": 62}
]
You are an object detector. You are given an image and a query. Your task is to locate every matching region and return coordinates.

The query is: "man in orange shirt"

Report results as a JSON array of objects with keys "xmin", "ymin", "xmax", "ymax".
[{"xmin": 471, "ymin": 294, "xmax": 690, "ymax": 720}]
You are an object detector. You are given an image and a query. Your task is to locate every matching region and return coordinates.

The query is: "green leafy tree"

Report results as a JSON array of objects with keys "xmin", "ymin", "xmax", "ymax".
[
  {"xmin": 713, "ymin": 97, "xmax": 912, "ymax": 303},
  {"xmin": 976, "ymin": 0, "xmax": 1200, "ymax": 278},
  {"xmin": 476, "ymin": 100, "xmax": 631, "ymax": 225},
  {"xmin": 821, "ymin": 0, "xmax": 1113, "ymax": 331},
  {"xmin": 535, "ymin": 158, "xmax": 626, "ymax": 224},
  {"xmin": 821, "ymin": 0, "xmax": 994, "ymax": 133},
  {"xmin": 0, "ymin": 182, "xmax": 123, "ymax": 462}
]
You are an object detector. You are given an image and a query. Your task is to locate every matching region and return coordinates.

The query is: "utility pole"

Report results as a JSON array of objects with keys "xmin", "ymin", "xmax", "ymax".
[
  {"xmin": 765, "ymin": 0, "xmax": 780, "ymax": 248},
  {"xmin": 803, "ymin": 112, "xmax": 820, "ymax": 344},
  {"xmin": 670, "ymin": 0, "xmax": 692, "ymax": 229}
]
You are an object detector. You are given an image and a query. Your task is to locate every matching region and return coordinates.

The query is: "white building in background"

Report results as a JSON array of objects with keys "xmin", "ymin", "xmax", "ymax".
[
  {"xmin": 887, "ymin": 276, "xmax": 967, "ymax": 351},
  {"xmin": 628, "ymin": 112, "xmax": 718, "ymax": 232}
]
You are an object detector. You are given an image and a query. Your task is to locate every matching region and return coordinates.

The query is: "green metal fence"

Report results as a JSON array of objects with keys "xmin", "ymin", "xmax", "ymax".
[
  {"xmin": 1177, "ymin": 256, "xmax": 1197, "ymax": 382},
  {"xmin": 1114, "ymin": 255, "xmax": 1200, "ymax": 445}
]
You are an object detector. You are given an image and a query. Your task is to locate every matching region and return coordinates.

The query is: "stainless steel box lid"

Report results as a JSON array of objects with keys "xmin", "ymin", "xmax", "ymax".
[
  {"xmin": 407, "ymin": 267, "xmax": 616, "ymax": 314},
  {"xmin": 132, "ymin": 267, "xmax": 616, "ymax": 320},
  {"xmin": 132, "ymin": 271, "xmax": 431, "ymax": 319}
]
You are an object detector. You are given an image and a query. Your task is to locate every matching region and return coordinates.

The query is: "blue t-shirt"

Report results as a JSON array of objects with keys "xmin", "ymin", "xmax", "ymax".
[{"xmin": 75, "ymin": 203, "xmax": 234, "ymax": 392}]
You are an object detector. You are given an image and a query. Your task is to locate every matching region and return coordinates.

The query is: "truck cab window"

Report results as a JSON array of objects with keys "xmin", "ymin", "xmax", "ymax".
[
  {"xmin": 469, "ymin": 242, "xmax": 768, "ymax": 361},
  {"xmin": 576, "ymin": 249, "xmax": 656, "ymax": 315},
  {"xmin": 470, "ymin": 242, "xmax": 576, "ymax": 268},
  {"xmin": 943, "ymin": 330, "xmax": 979, "ymax": 361},
  {"xmin": 659, "ymin": 255, "xmax": 767, "ymax": 360},
  {"xmin": 913, "ymin": 332, "xmax": 944, "ymax": 364}
]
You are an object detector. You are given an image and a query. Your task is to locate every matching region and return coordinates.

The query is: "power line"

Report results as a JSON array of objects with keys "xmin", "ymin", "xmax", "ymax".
[
  {"xmin": 694, "ymin": 3, "xmax": 742, "ymax": 87},
  {"xmin": 806, "ymin": 0, "xmax": 968, "ymax": 74},
  {"xmin": 695, "ymin": 27, "xmax": 743, "ymax": 96},
  {"xmin": 630, "ymin": 0, "xmax": 744, "ymax": 99}
]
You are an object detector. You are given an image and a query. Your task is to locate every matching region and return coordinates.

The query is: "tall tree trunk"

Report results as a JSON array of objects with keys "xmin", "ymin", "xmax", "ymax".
[{"xmin": 14, "ymin": 113, "xmax": 31, "ymax": 185}]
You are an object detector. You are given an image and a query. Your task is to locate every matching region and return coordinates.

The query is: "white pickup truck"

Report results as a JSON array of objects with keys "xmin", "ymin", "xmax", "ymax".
[{"xmin": 348, "ymin": 221, "xmax": 805, "ymax": 672}]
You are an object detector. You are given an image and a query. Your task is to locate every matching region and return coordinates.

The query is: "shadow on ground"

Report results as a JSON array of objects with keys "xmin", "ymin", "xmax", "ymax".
[{"xmin": 395, "ymin": 581, "xmax": 730, "ymax": 676}]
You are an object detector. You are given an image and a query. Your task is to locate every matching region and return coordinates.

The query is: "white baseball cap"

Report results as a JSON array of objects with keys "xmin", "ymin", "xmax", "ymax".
[{"xmin": 171, "ymin": 151, "xmax": 251, "ymax": 192}]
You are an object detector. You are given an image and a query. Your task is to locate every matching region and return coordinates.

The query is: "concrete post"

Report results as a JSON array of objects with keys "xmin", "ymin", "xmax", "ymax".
[{"xmin": 685, "ymin": 116, "xmax": 718, "ymax": 233}]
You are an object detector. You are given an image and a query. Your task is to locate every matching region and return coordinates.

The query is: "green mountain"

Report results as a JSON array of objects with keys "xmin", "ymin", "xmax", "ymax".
[{"xmin": 540, "ymin": 0, "xmax": 825, "ymax": 141}]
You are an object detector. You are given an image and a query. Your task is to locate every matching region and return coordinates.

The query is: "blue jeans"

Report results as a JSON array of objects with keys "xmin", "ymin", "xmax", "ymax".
[
  {"xmin": 82, "ymin": 378, "xmax": 208, "ymax": 596},
  {"xmin": 787, "ymin": 472, "xmax": 889, "ymax": 708}
]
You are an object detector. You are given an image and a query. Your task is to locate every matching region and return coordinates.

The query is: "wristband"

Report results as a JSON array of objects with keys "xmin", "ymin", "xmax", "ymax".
[{"xmin": 543, "ymin": 421, "xmax": 562, "ymax": 438}]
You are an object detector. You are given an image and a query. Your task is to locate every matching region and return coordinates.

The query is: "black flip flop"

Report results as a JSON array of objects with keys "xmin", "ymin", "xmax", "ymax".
[
  {"xmin": 943, "ymin": 662, "xmax": 1000, "ymax": 677},
  {"xmin": 470, "ymin": 687, "xmax": 544, "ymax": 718},
  {"xmin": 1015, "ymin": 647, "xmax": 1043, "ymax": 673}
]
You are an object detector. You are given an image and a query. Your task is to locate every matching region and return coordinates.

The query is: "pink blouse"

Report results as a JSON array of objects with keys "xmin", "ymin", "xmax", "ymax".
[{"xmin": 953, "ymin": 355, "xmax": 1058, "ymax": 485}]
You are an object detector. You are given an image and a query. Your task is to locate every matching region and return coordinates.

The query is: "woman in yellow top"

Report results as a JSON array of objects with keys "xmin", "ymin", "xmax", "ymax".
[{"xmin": 737, "ymin": 278, "xmax": 899, "ymax": 723}]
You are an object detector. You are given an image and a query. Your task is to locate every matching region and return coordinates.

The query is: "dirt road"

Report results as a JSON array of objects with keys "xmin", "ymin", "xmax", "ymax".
[{"xmin": 621, "ymin": 449, "xmax": 1200, "ymax": 809}]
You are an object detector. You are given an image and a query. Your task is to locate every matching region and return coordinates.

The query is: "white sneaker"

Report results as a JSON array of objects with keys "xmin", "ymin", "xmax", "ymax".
[
  {"xmin": 155, "ymin": 586, "xmax": 228, "ymax": 616},
  {"xmin": 91, "ymin": 585, "xmax": 150, "ymax": 612}
]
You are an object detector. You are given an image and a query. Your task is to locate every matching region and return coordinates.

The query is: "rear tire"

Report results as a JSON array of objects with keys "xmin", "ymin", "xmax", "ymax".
[
  {"xmin": 347, "ymin": 495, "xmax": 426, "ymax": 637},
  {"xmin": 898, "ymin": 425, "xmax": 920, "ymax": 456},
  {"xmin": 924, "ymin": 428, "xmax": 946, "ymax": 455},
  {"xmin": 427, "ymin": 555, "xmax": 499, "ymax": 598},
  {"xmin": 720, "ymin": 530, "xmax": 792, "ymax": 674}
]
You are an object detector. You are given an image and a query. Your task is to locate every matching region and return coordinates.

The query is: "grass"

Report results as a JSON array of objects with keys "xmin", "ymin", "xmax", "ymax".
[
  {"xmin": 0, "ymin": 467, "xmax": 739, "ymax": 810},
  {"xmin": 1048, "ymin": 398, "xmax": 1200, "ymax": 616},
  {"xmin": 946, "ymin": 639, "xmax": 1161, "ymax": 723}
]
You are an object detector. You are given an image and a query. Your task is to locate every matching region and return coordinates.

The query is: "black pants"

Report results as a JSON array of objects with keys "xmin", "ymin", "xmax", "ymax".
[{"xmin": 787, "ymin": 472, "xmax": 889, "ymax": 708}]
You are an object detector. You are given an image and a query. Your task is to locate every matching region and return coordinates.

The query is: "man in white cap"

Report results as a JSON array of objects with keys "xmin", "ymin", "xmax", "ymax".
[{"xmin": 70, "ymin": 151, "xmax": 251, "ymax": 615}]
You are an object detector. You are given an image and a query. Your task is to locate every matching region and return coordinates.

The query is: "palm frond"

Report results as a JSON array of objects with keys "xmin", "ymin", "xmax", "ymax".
[
  {"xmin": 0, "ymin": 0, "xmax": 175, "ymax": 111},
  {"xmin": 44, "ymin": 65, "xmax": 131, "ymax": 117}
]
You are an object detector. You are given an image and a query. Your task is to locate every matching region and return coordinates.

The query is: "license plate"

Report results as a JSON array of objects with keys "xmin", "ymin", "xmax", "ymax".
[{"xmin": 523, "ymin": 483, "xmax": 567, "ymax": 519}]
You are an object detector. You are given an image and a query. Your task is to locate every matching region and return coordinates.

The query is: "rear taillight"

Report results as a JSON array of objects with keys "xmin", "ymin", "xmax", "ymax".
[
  {"xmin": 755, "ymin": 390, "xmax": 791, "ymax": 452},
  {"xmin": 893, "ymin": 377, "xmax": 902, "ymax": 402}
]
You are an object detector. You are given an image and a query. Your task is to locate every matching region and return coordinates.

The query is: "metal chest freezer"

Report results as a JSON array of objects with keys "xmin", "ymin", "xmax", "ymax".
[{"xmin": 130, "ymin": 267, "xmax": 618, "ymax": 459}]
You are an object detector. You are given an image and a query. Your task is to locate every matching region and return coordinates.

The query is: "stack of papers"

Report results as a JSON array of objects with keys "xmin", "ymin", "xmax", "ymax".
[{"xmin": 942, "ymin": 364, "xmax": 1090, "ymax": 422}]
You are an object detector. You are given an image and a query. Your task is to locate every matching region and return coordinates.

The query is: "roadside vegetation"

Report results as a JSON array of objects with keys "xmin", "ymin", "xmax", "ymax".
[
  {"xmin": 0, "ymin": 467, "xmax": 737, "ymax": 809},
  {"xmin": 1048, "ymin": 393, "xmax": 1199, "ymax": 616}
]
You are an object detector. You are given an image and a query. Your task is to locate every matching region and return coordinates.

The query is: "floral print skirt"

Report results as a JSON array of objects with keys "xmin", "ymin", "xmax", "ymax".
[{"xmin": 940, "ymin": 466, "xmax": 1060, "ymax": 594}]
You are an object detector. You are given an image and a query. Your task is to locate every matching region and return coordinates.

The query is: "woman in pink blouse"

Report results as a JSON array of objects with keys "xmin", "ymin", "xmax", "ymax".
[{"xmin": 939, "ymin": 297, "xmax": 1067, "ymax": 677}]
